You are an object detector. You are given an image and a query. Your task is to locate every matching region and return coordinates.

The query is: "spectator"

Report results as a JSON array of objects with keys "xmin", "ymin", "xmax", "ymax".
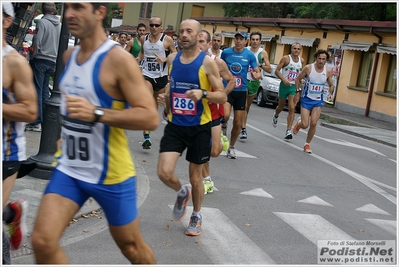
[{"xmin": 26, "ymin": 3, "xmax": 61, "ymax": 132}]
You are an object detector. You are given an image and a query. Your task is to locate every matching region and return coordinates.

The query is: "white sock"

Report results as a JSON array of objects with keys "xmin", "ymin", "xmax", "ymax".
[
  {"xmin": 203, "ymin": 176, "xmax": 211, "ymax": 182},
  {"xmin": 177, "ymin": 185, "xmax": 187, "ymax": 197}
]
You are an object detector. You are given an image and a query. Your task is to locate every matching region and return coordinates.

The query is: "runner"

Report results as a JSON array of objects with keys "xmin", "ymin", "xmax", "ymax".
[
  {"xmin": 157, "ymin": 19, "xmax": 226, "ymax": 236},
  {"xmin": 138, "ymin": 16, "xmax": 176, "ymax": 149},
  {"xmin": 221, "ymin": 31, "xmax": 261, "ymax": 159},
  {"xmin": 292, "ymin": 49, "xmax": 334, "ymax": 153},
  {"xmin": 30, "ymin": 3, "xmax": 158, "ymax": 264},
  {"xmin": 198, "ymin": 30, "xmax": 234, "ymax": 194},
  {"xmin": 240, "ymin": 31, "xmax": 271, "ymax": 139},
  {"xmin": 125, "ymin": 23, "xmax": 146, "ymax": 60},
  {"xmin": 273, "ymin": 42, "xmax": 305, "ymax": 141},
  {"xmin": 2, "ymin": 2, "xmax": 38, "ymax": 262}
]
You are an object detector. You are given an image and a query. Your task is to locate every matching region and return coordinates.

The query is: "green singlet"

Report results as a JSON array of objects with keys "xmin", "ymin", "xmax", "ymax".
[{"xmin": 130, "ymin": 38, "xmax": 141, "ymax": 58}]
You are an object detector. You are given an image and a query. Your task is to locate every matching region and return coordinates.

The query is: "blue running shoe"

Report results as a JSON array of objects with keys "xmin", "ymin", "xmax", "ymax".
[
  {"xmin": 185, "ymin": 215, "xmax": 202, "ymax": 236},
  {"xmin": 173, "ymin": 185, "xmax": 191, "ymax": 221}
]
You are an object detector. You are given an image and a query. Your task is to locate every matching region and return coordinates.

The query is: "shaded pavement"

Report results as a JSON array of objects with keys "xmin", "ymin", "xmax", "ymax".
[{"xmin": 8, "ymin": 105, "xmax": 397, "ymax": 259}]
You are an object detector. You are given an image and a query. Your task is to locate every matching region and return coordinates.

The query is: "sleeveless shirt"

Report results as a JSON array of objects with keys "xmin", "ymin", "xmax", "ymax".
[
  {"xmin": 281, "ymin": 54, "xmax": 302, "ymax": 85},
  {"xmin": 167, "ymin": 51, "xmax": 212, "ymax": 126},
  {"xmin": 141, "ymin": 33, "xmax": 169, "ymax": 78},
  {"xmin": 2, "ymin": 45, "xmax": 27, "ymax": 162},
  {"xmin": 57, "ymin": 39, "xmax": 135, "ymax": 185}
]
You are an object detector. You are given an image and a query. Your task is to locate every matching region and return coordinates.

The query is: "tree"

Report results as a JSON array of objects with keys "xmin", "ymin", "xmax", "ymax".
[{"xmin": 222, "ymin": 3, "xmax": 396, "ymax": 21}]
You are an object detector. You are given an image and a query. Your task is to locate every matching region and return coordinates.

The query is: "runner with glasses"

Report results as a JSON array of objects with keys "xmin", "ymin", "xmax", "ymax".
[{"xmin": 138, "ymin": 16, "xmax": 176, "ymax": 149}]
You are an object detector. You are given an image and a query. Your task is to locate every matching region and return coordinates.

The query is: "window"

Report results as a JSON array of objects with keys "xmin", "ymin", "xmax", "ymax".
[
  {"xmin": 140, "ymin": 3, "xmax": 152, "ymax": 19},
  {"xmin": 385, "ymin": 55, "xmax": 397, "ymax": 94},
  {"xmin": 356, "ymin": 51, "xmax": 374, "ymax": 88}
]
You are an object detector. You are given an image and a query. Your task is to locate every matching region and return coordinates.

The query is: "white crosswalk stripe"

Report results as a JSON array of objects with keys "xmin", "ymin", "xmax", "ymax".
[
  {"xmin": 168, "ymin": 205, "xmax": 276, "ymax": 264},
  {"xmin": 365, "ymin": 218, "xmax": 396, "ymax": 236},
  {"xmin": 274, "ymin": 212, "xmax": 356, "ymax": 245}
]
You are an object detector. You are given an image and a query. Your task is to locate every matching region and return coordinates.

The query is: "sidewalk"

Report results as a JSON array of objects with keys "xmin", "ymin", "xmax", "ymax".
[{"xmin": 8, "ymin": 105, "xmax": 396, "ymax": 259}]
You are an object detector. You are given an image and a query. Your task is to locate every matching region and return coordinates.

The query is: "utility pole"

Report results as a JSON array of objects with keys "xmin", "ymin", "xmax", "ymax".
[{"xmin": 28, "ymin": 4, "xmax": 69, "ymax": 179}]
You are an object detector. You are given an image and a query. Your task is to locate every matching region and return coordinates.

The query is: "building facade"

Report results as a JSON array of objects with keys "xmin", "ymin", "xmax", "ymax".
[{"xmin": 122, "ymin": 3, "xmax": 396, "ymax": 124}]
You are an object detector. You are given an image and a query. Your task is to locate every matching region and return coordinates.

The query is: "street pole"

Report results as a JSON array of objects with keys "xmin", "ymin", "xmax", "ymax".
[{"xmin": 29, "ymin": 4, "xmax": 68, "ymax": 179}]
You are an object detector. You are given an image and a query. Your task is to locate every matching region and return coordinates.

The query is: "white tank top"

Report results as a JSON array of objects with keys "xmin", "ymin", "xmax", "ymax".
[
  {"xmin": 3, "ymin": 45, "xmax": 27, "ymax": 162},
  {"xmin": 141, "ymin": 33, "xmax": 169, "ymax": 78},
  {"xmin": 281, "ymin": 54, "xmax": 302, "ymax": 85},
  {"xmin": 246, "ymin": 47, "xmax": 262, "ymax": 81},
  {"xmin": 302, "ymin": 63, "xmax": 327, "ymax": 101},
  {"xmin": 57, "ymin": 39, "xmax": 136, "ymax": 184}
]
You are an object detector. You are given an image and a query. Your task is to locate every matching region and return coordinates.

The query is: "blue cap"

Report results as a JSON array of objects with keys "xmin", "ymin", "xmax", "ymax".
[{"xmin": 235, "ymin": 31, "xmax": 248, "ymax": 39}]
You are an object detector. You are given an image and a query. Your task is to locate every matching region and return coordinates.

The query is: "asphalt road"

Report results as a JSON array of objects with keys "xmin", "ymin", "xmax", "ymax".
[{"xmin": 11, "ymin": 104, "xmax": 397, "ymax": 265}]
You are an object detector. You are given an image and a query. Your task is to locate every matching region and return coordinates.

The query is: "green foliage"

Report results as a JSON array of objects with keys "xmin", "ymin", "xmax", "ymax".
[{"xmin": 222, "ymin": 3, "xmax": 396, "ymax": 21}]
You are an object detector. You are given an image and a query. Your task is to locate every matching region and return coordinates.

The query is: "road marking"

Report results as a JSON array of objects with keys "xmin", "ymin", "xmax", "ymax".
[
  {"xmin": 297, "ymin": 196, "xmax": 333, "ymax": 207},
  {"xmin": 274, "ymin": 212, "xmax": 355, "ymax": 245},
  {"xmin": 220, "ymin": 150, "xmax": 258, "ymax": 158},
  {"xmin": 317, "ymin": 137, "xmax": 385, "ymax": 156},
  {"xmin": 247, "ymin": 123, "xmax": 396, "ymax": 204},
  {"xmin": 365, "ymin": 218, "xmax": 396, "ymax": 236},
  {"xmin": 240, "ymin": 188, "xmax": 274, "ymax": 198},
  {"xmin": 169, "ymin": 205, "xmax": 276, "ymax": 264},
  {"xmin": 355, "ymin": 204, "xmax": 390, "ymax": 216}
]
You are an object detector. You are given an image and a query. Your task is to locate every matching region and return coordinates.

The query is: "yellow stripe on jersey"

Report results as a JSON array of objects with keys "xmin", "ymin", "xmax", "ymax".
[
  {"xmin": 198, "ymin": 66, "xmax": 212, "ymax": 125},
  {"xmin": 103, "ymin": 100, "xmax": 135, "ymax": 185}
]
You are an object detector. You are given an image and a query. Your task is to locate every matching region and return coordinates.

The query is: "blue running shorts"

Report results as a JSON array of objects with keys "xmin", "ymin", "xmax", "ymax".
[{"xmin": 45, "ymin": 168, "xmax": 138, "ymax": 226}]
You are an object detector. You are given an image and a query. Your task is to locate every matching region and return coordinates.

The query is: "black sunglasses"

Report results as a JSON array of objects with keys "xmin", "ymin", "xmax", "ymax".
[{"xmin": 149, "ymin": 24, "xmax": 161, "ymax": 28}]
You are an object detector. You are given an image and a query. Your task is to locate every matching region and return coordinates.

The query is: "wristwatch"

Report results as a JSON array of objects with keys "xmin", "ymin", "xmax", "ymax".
[
  {"xmin": 296, "ymin": 88, "xmax": 302, "ymax": 93},
  {"xmin": 202, "ymin": 90, "xmax": 208, "ymax": 99},
  {"xmin": 93, "ymin": 107, "xmax": 104, "ymax": 123}
]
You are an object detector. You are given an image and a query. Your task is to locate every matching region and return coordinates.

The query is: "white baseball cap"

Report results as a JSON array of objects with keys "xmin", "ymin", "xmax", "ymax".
[{"xmin": 2, "ymin": 2, "xmax": 14, "ymax": 18}]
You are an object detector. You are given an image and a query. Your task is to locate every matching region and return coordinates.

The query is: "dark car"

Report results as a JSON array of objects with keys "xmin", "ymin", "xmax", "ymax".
[{"xmin": 255, "ymin": 63, "xmax": 301, "ymax": 113}]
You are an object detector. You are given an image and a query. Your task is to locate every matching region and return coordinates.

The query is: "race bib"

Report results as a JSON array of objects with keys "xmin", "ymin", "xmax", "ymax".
[
  {"xmin": 234, "ymin": 76, "xmax": 243, "ymax": 88},
  {"xmin": 145, "ymin": 57, "xmax": 160, "ymax": 72},
  {"xmin": 172, "ymin": 92, "xmax": 196, "ymax": 115},
  {"xmin": 308, "ymin": 82, "xmax": 324, "ymax": 100},
  {"xmin": 287, "ymin": 70, "xmax": 299, "ymax": 83},
  {"xmin": 61, "ymin": 116, "xmax": 94, "ymax": 167}
]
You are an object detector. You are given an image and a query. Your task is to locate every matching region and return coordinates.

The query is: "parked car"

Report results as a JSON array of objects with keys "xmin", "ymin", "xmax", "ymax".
[{"xmin": 254, "ymin": 63, "xmax": 301, "ymax": 113}]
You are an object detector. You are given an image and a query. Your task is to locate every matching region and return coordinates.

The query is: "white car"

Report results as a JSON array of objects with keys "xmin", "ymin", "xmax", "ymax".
[{"xmin": 255, "ymin": 63, "xmax": 301, "ymax": 113}]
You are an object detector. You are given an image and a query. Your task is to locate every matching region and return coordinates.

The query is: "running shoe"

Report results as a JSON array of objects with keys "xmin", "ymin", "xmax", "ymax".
[
  {"xmin": 185, "ymin": 215, "xmax": 202, "ymax": 236},
  {"xmin": 304, "ymin": 144, "xmax": 312, "ymax": 154},
  {"xmin": 7, "ymin": 199, "xmax": 28, "ymax": 250},
  {"xmin": 25, "ymin": 124, "xmax": 41, "ymax": 132},
  {"xmin": 293, "ymin": 117, "xmax": 301, "ymax": 135},
  {"xmin": 239, "ymin": 129, "xmax": 247, "ymax": 139},
  {"xmin": 284, "ymin": 130, "xmax": 293, "ymax": 141},
  {"xmin": 220, "ymin": 133, "xmax": 229, "ymax": 152},
  {"xmin": 227, "ymin": 147, "xmax": 236, "ymax": 159},
  {"xmin": 173, "ymin": 185, "xmax": 191, "ymax": 221},
  {"xmin": 203, "ymin": 179, "xmax": 214, "ymax": 194},
  {"xmin": 272, "ymin": 113, "xmax": 278, "ymax": 128},
  {"xmin": 142, "ymin": 138, "xmax": 152, "ymax": 149}
]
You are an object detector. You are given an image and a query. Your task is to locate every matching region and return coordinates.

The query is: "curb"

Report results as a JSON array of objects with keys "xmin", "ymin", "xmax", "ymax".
[{"xmin": 320, "ymin": 122, "xmax": 396, "ymax": 148}]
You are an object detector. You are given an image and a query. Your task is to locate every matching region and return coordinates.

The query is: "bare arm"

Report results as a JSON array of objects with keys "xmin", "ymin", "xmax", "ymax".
[
  {"xmin": 250, "ymin": 67, "xmax": 262, "ymax": 80},
  {"xmin": 295, "ymin": 64, "xmax": 310, "ymax": 91},
  {"xmin": 125, "ymin": 40, "xmax": 132, "ymax": 53},
  {"xmin": 325, "ymin": 68, "xmax": 335, "ymax": 101},
  {"xmin": 2, "ymin": 52, "xmax": 38, "ymax": 122},
  {"xmin": 66, "ymin": 47, "xmax": 159, "ymax": 131},
  {"xmin": 155, "ymin": 36, "xmax": 176, "ymax": 64},
  {"xmin": 216, "ymin": 58, "xmax": 235, "ymax": 95},
  {"xmin": 260, "ymin": 50, "xmax": 272, "ymax": 73},
  {"xmin": 275, "ymin": 56, "xmax": 290, "ymax": 85},
  {"xmin": 137, "ymin": 35, "xmax": 146, "ymax": 63},
  {"xmin": 185, "ymin": 56, "xmax": 227, "ymax": 104}
]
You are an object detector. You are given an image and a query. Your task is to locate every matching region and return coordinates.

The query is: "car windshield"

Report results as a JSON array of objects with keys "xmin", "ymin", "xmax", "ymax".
[{"xmin": 265, "ymin": 64, "xmax": 279, "ymax": 79}]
